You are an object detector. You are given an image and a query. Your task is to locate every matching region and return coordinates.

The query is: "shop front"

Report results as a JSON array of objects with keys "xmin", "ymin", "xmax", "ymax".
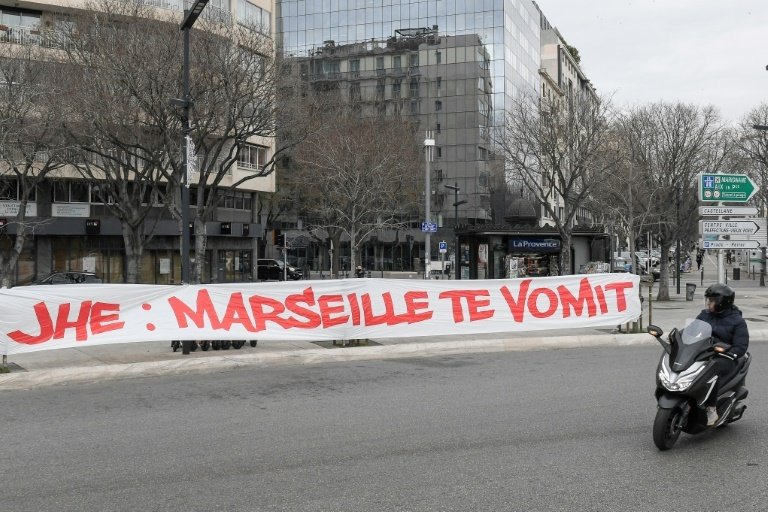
[{"xmin": 456, "ymin": 225, "xmax": 609, "ymax": 279}]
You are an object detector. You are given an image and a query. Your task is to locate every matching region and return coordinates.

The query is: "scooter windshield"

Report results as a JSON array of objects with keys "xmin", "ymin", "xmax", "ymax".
[{"xmin": 672, "ymin": 319, "xmax": 713, "ymax": 371}]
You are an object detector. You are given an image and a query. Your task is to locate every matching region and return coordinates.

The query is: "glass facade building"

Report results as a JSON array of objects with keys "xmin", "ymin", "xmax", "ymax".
[{"xmin": 276, "ymin": 0, "xmax": 541, "ymax": 224}]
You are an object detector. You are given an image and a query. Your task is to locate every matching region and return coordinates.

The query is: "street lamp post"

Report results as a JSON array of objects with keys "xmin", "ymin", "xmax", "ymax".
[
  {"xmin": 444, "ymin": 182, "xmax": 466, "ymax": 279},
  {"xmin": 172, "ymin": 0, "xmax": 209, "ymax": 354},
  {"xmin": 424, "ymin": 132, "xmax": 435, "ymax": 279},
  {"xmin": 751, "ymin": 123, "xmax": 768, "ymax": 287}
]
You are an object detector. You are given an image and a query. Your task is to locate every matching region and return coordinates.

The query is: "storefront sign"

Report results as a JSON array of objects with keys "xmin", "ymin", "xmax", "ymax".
[
  {"xmin": 509, "ymin": 237, "xmax": 561, "ymax": 253},
  {"xmin": 1, "ymin": 274, "xmax": 640, "ymax": 355},
  {"xmin": 0, "ymin": 201, "xmax": 37, "ymax": 217},
  {"xmin": 52, "ymin": 203, "xmax": 91, "ymax": 218}
]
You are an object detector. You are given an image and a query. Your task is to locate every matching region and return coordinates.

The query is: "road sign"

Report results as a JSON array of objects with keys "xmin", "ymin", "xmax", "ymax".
[
  {"xmin": 701, "ymin": 220, "xmax": 761, "ymax": 236},
  {"xmin": 701, "ymin": 239, "xmax": 761, "ymax": 250},
  {"xmin": 699, "ymin": 206, "xmax": 759, "ymax": 216},
  {"xmin": 438, "ymin": 241, "xmax": 447, "ymax": 253},
  {"xmin": 421, "ymin": 222, "xmax": 437, "ymax": 233},
  {"xmin": 699, "ymin": 173, "xmax": 757, "ymax": 202}
]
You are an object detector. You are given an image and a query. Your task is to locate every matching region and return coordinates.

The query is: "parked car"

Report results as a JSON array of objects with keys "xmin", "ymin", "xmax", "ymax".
[
  {"xmin": 256, "ymin": 259, "xmax": 303, "ymax": 281},
  {"xmin": 33, "ymin": 271, "xmax": 103, "ymax": 285}
]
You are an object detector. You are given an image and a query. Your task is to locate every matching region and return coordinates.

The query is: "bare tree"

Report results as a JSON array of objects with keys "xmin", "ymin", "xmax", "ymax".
[
  {"xmin": 586, "ymin": 126, "xmax": 668, "ymax": 281},
  {"xmin": 60, "ymin": 0, "xmax": 303, "ymax": 283},
  {"xmin": 495, "ymin": 90, "xmax": 616, "ymax": 274},
  {"xmin": 734, "ymin": 103, "xmax": 768, "ymax": 210},
  {"xmin": 288, "ymin": 107, "xmax": 423, "ymax": 275},
  {"xmin": 0, "ymin": 43, "xmax": 67, "ymax": 287},
  {"xmin": 61, "ymin": 0, "xmax": 179, "ymax": 283},
  {"xmin": 620, "ymin": 102, "xmax": 730, "ymax": 300},
  {"xmin": 733, "ymin": 103, "xmax": 768, "ymax": 279},
  {"xmin": 163, "ymin": 16, "xmax": 303, "ymax": 283}
]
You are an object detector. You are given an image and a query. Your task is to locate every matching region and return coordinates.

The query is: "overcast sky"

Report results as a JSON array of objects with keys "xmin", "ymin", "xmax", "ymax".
[{"xmin": 534, "ymin": 0, "xmax": 767, "ymax": 124}]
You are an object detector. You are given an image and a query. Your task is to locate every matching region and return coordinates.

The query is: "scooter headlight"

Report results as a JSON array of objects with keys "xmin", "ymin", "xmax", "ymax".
[{"xmin": 658, "ymin": 365, "xmax": 705, "ymax": 391}]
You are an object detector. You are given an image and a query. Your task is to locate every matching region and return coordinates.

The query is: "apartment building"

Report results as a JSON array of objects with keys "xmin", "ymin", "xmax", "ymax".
[{"xmin": 0, "ymin": 0, "xmax": 276, "ymax": 285}]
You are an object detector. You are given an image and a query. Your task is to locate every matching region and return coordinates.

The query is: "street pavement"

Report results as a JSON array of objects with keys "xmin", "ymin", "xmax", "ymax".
[{"xmin": 3, "ymin": 252, "xmax": 767, "ymax": 390}]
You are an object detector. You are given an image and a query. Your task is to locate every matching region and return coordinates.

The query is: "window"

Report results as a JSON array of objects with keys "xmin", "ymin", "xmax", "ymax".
[
  {"xmin": 409, "ymin": 53, "xmax": 419, "ymax": 68},
  {"xmin": 376, "ymin": 80, "xmax": 385, "ymax": 100},
  {"xmin": 323, "ymin": 60, "xmax": 340, "ymax": 77},
  {"xmin": 220, "ymin": 190, "xmax": 252, "ymax": 210},
  {"xmin": 238, "ymin": 144, "xmax": 268, "ymax": 170},
  {"xmin": 436, "ymin": 147, "xmax": 442, "ymax": 158},
  {"xmin": 0, "ymin": 177, "xmax": 36, "ymax": 201},
  {"xmin": 392, "ymin": 79, "xmax": 401, "ymax": 98},
  {"xmin": 0, "ymin": 7, "xmax": 41, "ymax": 29},
  {"xmin": 435, "ymin": 51, "xmax": 442, "ymax": 64},
  {"xmin": 236, "ymin": 0, "xmax": 271, "ymax": 33},
  {"xmin": 435, "ymin": 100, "xmax": 442, "ymax": 111},
  {"xmin": 436, "ymin": 77, "xmax": 442, "ymax": 89},
  {"xmin": 53, "ymin": 181, "xmax": 89, "ymax": 203},
  {"xmin": 393, "ymin": 55, "xmax": 402, "ymax": 70},
  {"xmin": 90, "ymin": 183, "xmax": 116, "ymax": 204},
  {"xmin": 139, "ymin": 184, "xmax": 166, "ymax": 206},
  {"xmin": 350, "ymin": 81, "xmax": 361, "ymax": 101},
  {"xmin": 409, "ymin": 78, "xmax": 419, "ymax": 98},
  {"xmin": 349, "ymin": 59, "xmax": 360, "ymax": 77},
  {"xmin": 376, "ymin": 56, "xmax": 385, "ymax": 76},
  {"xmin": 410, "ymin": 100, "xmax": 419, "ymax": 115}
]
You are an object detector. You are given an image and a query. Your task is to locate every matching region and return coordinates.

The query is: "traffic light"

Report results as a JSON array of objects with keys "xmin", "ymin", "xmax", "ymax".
[{"xmin": 276, "ymin": 232, "xmax": 285, "ymax": 247}]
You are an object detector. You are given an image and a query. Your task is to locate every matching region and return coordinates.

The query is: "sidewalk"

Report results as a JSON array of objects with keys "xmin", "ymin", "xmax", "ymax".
[{"xmin": 3, "ymin": 255, "xmax": 767, "ymax": 390}]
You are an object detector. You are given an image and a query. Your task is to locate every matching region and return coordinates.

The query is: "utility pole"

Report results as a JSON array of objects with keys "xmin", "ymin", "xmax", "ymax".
[
  {"xmin": 171, "ymin": 0, "xmax": 209, "ymax": 355},
  {"xmin": 445, "ymin": 182, "xmax": 467, "ymax": 280}
]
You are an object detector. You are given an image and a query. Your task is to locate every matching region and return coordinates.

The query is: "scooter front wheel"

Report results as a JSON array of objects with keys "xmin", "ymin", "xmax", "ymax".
[{"xmin": 653, "ymin": 406, "xmax": 684, "ymax": 450}]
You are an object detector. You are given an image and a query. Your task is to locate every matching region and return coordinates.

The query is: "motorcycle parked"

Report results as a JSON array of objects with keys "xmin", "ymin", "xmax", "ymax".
[{"xmin": 648, "ymin": 320, "xmax": 750, "ymax": 450}]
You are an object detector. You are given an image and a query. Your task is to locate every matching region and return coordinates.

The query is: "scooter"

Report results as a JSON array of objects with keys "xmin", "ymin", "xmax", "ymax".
[{"xmin": 647, "ymin": 320, "xmax": 750, "ymax": 450}]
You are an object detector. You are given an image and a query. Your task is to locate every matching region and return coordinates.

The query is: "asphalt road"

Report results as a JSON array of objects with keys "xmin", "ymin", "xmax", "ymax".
[{"xmin": 2, "ymin": 343, "xmax": 767, "ymax": 511}]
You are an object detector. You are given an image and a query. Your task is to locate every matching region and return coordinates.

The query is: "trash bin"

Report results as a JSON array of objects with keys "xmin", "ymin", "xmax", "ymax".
[
  {"xmin": 685, "ymin": 283, "xmax": 696, "ymax": 301},
  {"xmin": 733, "ymin": 267, "xmax": 740, "ymax": 280}
]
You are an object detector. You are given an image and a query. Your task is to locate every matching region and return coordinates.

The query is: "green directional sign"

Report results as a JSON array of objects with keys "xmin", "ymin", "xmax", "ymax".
[{"xmin": 699, "ymin": 173, "xmax": 757, "ymax": 202}]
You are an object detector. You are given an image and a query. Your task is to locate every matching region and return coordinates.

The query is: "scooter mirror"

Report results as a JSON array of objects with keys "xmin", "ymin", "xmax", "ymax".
[{"xmin": 647, "ymin": 325, "xmax": 664, "ymax": 337}]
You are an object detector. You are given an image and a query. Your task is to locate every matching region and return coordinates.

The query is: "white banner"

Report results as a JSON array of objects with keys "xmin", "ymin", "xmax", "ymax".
[{"xmin": 0, "ymin": 274, "xmax": 641, "ymax": 356}]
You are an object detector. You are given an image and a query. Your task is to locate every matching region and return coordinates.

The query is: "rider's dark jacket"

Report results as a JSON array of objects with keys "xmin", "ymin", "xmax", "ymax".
[{"xmin": 695, "ymin": 305, "xmax": 749, "ymax": 358}]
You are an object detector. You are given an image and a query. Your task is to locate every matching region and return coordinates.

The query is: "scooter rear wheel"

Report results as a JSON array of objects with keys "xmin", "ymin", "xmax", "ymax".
[{"xmin": 653, "ymin": 406, "xmax": 684, "ymax": 450}]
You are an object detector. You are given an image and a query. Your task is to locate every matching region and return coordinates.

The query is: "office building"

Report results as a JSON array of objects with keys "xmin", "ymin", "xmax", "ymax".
[{"xmin": 276, "ymin": 0, "xmax": 607, "ymax": 277}]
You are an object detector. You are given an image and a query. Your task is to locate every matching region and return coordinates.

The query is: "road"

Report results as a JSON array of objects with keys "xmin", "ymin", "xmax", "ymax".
[{"xmin": 2, "ymin": 343, "xmax": 767, "ymax": 511}]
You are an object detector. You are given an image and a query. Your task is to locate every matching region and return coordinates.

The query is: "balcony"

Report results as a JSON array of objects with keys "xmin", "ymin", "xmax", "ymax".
[{"xmin": 0, "ymin": 25, "xmax": 53, "ymax": 48}]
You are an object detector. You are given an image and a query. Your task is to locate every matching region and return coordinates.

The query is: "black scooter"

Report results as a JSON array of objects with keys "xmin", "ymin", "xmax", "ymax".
[{"xmin": 648, "ymin": 320, "xmax": 750, "ymax": 450}]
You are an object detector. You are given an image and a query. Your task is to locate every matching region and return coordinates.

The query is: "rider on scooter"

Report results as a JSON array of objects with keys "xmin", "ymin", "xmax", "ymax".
[{"xmin": 696, "ymin": 283, "xmax": 749, "ymax": 426}]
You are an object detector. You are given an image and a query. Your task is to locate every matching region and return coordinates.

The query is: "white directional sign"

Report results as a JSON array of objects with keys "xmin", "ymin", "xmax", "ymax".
[
  {"xmin": 699, "ymin": 206, "xmax": 759, "ymax": 216},
  {"xmin": 701, "ymin": 220, "xmax": 761, "ymax": 236},
  {"xmin": 701, "ymin": 239, "xmax": 761, "ymax": 250},
  {"xmin": 421, "ymin": 222, "xmax": 438, "ymax": 233}
]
